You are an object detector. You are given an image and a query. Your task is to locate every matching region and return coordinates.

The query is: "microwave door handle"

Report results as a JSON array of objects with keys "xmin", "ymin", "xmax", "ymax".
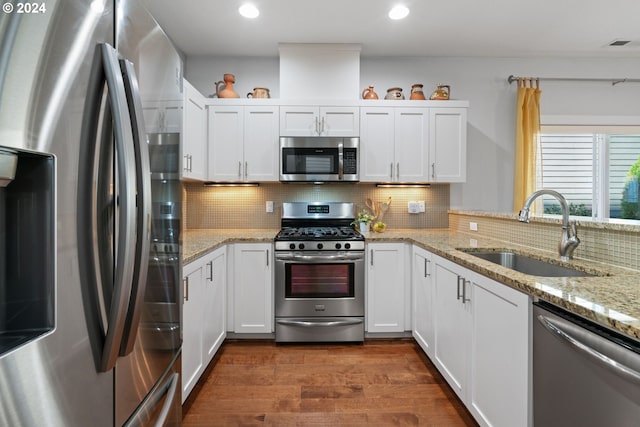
[
  {"xmin": 118, "ymin": 58, "xmax": 152, "ymax": 357},
  {"xmin": 338, "ymin": 141, "xmax": 344, "ymax": 180}
]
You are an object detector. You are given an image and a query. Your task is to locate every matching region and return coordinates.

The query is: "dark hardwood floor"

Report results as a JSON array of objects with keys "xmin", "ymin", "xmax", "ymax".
[{"xmin": 183, "ymin": 339, "xmax": 478, "ymax": 426}]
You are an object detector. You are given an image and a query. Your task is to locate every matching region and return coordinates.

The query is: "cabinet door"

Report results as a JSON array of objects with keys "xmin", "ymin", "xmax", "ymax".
[
  {"xmin": 433, "ymin": 255, "xmax": 470, "ymax": 401},
  {"xmin": 243, "ymin": 106, "xmax": 279, "ymax": 181},
  {"xmin": 182, "ymin": 80, "xmax": 207, "ymax": 180},
  {"xmin": 468, "ymin": 272, "xmax": 530, "ymax": 427},
  {"xmin": 320, "ymin": 106, "xmax": 359, "ymax": 136},
  {"xmin": 412, "ymin": 246, "xmax": 434, "ymax": 358},
  {"xmin": 233, "ymin": 243, "xmax": 273, "ymax": 333},
  {"xmin": 143, "ymin": 101, "xmax": 182, "ymax": 134},
  {"xmin": 201, "ymin": 247, "xmax": 227, "ymax": 366},
  {"xmin": 366, "ymin": 243, "xmax": 405, "ymax": 333},
  {"xmin": 359, "ymin": 107, "xmax": 395, "ymax": 182},
  {"xmin": 429, "ymin": 107, "xmax": 467, "ymax": 182},
  {"xmin": 279, "ymin": 106, "xmax": 319, "ymax": 136},
  {"xmin": 182, "ymin": 259, "xmax": 204, "ymax": 402},
  {"xmin": 395, "ymin": 107, "xmax": 429, "ymax": 182},
  {"xmin": 208, "ymin": 105, "xmax": 244, "ymax": 180}
]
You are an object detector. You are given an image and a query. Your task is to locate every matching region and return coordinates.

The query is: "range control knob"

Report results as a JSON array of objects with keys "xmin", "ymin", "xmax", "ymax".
[
  {"xmin": 317, "ymin": 243, "xmax": 324, "ymax": 250},
  {"xmin": 335, "ymin": 243, "xmax": 342, "ymax": 249},
  {"xmin": 298, "ymin": 243, "xmax": 305, "ymax": 250},
  {"xmin": 344, "ymin": 243, "xmax": 351, "ymax": 249},
  {"xmin": 289, "ymin": 243, "xmax": 296, "ymax": 250}
]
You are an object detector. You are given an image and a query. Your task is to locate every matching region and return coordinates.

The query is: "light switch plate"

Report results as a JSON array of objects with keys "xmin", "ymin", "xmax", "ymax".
[{"xmin": 266, "ymin": 201, "xmax": 274, "ymax": 213}]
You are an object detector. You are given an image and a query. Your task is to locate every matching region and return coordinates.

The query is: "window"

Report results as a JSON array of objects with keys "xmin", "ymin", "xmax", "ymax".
[{"xmin": 539, "ymin": 124, "xmax": 640, "ymax": 221}]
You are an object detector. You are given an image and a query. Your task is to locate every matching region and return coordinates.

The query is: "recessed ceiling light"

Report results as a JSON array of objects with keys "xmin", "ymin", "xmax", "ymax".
[
  {"xmin": 239, "ymin": 4, "xmax": 259, "ymax": 19},
  {"xmin": 388, "ymin": 5, "xmax": 410, "ymax": 20}
]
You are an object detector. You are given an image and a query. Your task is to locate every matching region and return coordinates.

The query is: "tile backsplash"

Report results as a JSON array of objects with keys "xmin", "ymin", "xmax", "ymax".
[
  {"xmin": 185, "ymin": 182, "xmax": 450, "ymax": 229},
  {"xmin": 450, "ymin": 211, "xmax": 640, "ymax": 271}
]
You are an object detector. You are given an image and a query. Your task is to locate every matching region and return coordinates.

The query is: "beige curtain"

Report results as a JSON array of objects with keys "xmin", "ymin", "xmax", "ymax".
[{"xmin": 513, "ymin": 78, "xmax": 542, "ymax": 212}]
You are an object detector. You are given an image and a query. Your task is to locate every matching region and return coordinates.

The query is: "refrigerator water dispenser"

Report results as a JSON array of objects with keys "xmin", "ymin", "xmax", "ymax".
[{"xmin": 0, "ymin": 147, "xmax": 55, "ymax": 357}]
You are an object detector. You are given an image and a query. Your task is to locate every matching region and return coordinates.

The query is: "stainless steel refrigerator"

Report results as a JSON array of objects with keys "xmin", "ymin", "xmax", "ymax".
[{"xmin": 0, "ymin": 0, "xmax": 183, "ymax": 425}]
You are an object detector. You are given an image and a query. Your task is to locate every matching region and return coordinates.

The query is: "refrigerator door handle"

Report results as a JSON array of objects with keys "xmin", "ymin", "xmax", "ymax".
[
  {"xmin": 123, "ymin": 372, "xmax": 180, "ymax": 427},
  {"xmin": 98, "ymin": 43, "xmax": 138, "ymax": 371},
  {"xmin": 118, "ymin": 57, "xmax": 152, "ymax": 356}
]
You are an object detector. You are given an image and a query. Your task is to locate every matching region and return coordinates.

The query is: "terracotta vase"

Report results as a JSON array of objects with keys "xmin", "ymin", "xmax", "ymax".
[
  {"xmin": 410, "ymin": 84, "xmax": 426, "ymax": 100},
  {"xmin": 361, "ymin": 85, "xmax": 379, "ymax": 100},
  {"xmin": 215, "ymin": 74, "xmax": 239, "ymax": 98}
]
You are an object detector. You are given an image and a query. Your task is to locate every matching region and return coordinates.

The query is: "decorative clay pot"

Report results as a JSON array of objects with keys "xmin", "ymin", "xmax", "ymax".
[
  {"xmin": 215, "ymin": 74, "xmax": 239, "ymax": 98},
  {"xmin": 384, "ymin": 87, "xmax": 404, "ymax": 100},
  {"xmin": 410, "ymin": 84, "xmax": 426, "ymax": 100},
  {"xmin": 361, "ymin": 85, "xmax": 379, "ymax": 100},
  {"xmin": 247, "ymin": 87, "xmax": 270, "ymax": 98},
  {"xmin": 430, "ymin": 84, "xmax": 450, "ymax": 100}
]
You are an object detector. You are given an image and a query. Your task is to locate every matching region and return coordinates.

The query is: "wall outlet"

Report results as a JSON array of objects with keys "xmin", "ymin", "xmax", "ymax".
[
  {"xmin": 266, "ymin": 201, "xmax": 274, "ymax": 213},
  {"xmin": 408, "ymin": 201, "xmax": 425, "ymax": 214},
  {"xmin": 469, "ymin": 221, "xmax": 478, "ymax": 231}
]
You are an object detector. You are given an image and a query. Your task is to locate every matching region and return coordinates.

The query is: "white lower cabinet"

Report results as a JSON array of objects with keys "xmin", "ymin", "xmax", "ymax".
[
  {"xmin": 181, "ymin": 246, "xmax": 227, "ymax": 403},
  {"xmin": 230, "ymin": 243, "xmax": 273, "ymax": 333},
  {"xmin": 366, "ymin": 243, "xmax": 406, "ymax": 333},
  {"xmin": 412, "ymin": 245, "xmax": 434, "ymax": 358},
  {"xmin": 429, "ymin": 252, "xmax": 531, "ymax": 427},
  {"xmin": 201, "ymin": 246, "xmax": 227, "ymax": 364},
  {"xmin": 181, "ymin": 257, "xmax": 204, "ymax": 402}
]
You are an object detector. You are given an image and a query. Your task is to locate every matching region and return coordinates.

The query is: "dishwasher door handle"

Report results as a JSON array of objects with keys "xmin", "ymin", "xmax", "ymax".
[
  {"xmin": 277, "ymin": 319, "xmax": 363, "ymax": 328},
  {"xmin": 537, "ymin": 314, "xmax": 640, "ymax": 386}
]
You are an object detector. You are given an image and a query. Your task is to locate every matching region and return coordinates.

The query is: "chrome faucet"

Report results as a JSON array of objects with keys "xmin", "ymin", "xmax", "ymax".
[{"xmin": 518, "ymin": 189, "xmax": 580, "ymax": 261}]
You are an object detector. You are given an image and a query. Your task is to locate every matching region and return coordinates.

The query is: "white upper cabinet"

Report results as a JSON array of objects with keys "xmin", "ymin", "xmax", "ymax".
[
  {"xmin": 280, "ymin": 105, "xmax": 359, "ymax": 136},
  {"xmin": 360, "ymin": 102, "xmax": 467, "ymax": 183},
  {"xmin": 208, "ymin": 104, "xmax": 279, "ymax": 182},
  {"xmin": 360, "ymin": 106, "xmax": 429, "ymax": 182},
  {"xmin": 182, "ymin": 79, "xmax": 207, "ymax": 180},
  {"xmin": 429, "ymin": 107, "xmax": 467, "ymax": 182}
]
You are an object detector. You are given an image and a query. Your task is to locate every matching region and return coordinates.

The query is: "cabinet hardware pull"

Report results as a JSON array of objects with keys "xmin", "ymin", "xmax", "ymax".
[
  {"xmin": 456, "ymin": 276, "xmax": 463, "ymax": 300},
  {"xmin": 266, "ymin": 249, "xmax": 269, "ymax": 267},
  {"xmin": 188, "ymin": 155, "xmax": 193, "ymax": 172},
  {"xmin": 244, "ymin": 161, "xmax": 248, "ymax": 180},
  {"xmin": 396, "ymin": 162, "xmax": 400, "ymax": 180},
  {"xmin": 183, "ymin": 155, "xmax": 189, "ymax": 171},
  {"xmin": 431, "ymin": 162, "xmax": 435, "ymax": 179},
  {"xmin": 462, "ymin": 279, "xmax": 470, "ymax": 303},
  {"xmin": 206, "ymin": 261, "xmax": 213, "ymax": 282},
  {"xmin": 238, "ymin": 161, "xmax": 242, "ymax": 178},
  {"xmin": 370, "ymin": 249, "xmax": 374, "ymax": 266},
  {"xmin": 184, "ymin": 277, "xmax": 189, "ymax": 301},
  {"xmin": 425, "ymin": 259, "xmax": 431, "ymax": 277},
  {"xmin": 390, "ymin": 163, "xmax": 394, "ymax": 179}
]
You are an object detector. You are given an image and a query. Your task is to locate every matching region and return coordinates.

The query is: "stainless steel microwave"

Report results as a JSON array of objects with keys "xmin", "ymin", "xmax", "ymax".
[{"xmin": 279, "ymin": 137, "xmax": 359, "ymax": 182}]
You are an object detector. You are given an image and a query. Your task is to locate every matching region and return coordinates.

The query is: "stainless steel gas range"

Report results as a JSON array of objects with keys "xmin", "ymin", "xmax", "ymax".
[{"xmin": 274, "ymin": 202, "xmax": 365, "ymax": 342}]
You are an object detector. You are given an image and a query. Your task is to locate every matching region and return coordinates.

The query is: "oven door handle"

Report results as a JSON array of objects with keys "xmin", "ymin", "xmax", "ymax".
[
  {"xmin": 275, "ymin": 253, "xmax": 365, "ymax": 262},
  {"xmin": 277, "ymin": 319, "xmax": 363, "ymax": 328}
]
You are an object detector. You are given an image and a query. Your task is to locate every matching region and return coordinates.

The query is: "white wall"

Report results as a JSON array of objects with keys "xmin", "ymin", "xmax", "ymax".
[{"xmin": 186, "ymin": 55, "xmax": 640, "ymax": 213}]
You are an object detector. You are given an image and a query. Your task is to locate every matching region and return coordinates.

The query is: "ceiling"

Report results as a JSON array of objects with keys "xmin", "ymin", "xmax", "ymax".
[{"xmin": 143, "ymin": 0, "xmax": 640, "ymax": 58}]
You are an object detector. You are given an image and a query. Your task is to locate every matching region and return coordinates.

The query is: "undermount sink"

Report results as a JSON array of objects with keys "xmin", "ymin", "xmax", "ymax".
[{"xmin": 460, "ymin": 249, "xmax": 593, "ymax": 277}]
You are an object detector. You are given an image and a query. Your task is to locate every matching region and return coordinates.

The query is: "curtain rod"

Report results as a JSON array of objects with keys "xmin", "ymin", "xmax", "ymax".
[{"xmin": 507, "ymin": 74, "xmax": 640, "ymax": 86}]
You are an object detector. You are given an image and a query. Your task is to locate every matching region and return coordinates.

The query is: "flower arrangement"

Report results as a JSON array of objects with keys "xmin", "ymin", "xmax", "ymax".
[{"xmin": 352, "ymin": 209, "xmax": 376, "ymax": 226}]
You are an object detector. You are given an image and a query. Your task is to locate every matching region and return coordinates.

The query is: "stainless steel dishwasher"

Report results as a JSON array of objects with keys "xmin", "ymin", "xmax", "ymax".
[{"xmin": 534, "ymin": 301, "xmax": 640, "ymax": 426}]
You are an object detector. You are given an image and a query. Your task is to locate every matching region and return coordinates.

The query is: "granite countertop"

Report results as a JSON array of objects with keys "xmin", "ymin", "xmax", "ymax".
[
  {"xmin": 183, "ymin": 229, "xmax": 279, "ymax": 264},
  {"xmin": 183, "ymin": 228, "xmax": 640, "ymax": 342}
]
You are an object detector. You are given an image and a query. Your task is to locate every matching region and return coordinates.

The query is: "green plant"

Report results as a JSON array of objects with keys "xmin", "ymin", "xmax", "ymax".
[
  {"xmin": 352, "ymin": 209, "xmax": 375, "ymax": 225},
  {"xmin": 543, "ymin": 203, "xmax": 591, "ymax": 217}
]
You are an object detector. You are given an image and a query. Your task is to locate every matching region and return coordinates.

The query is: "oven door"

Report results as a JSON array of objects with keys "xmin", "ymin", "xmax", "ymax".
[{"xmin": 274, "ymin": 251, "xmax": 365, "ymax": 317}]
